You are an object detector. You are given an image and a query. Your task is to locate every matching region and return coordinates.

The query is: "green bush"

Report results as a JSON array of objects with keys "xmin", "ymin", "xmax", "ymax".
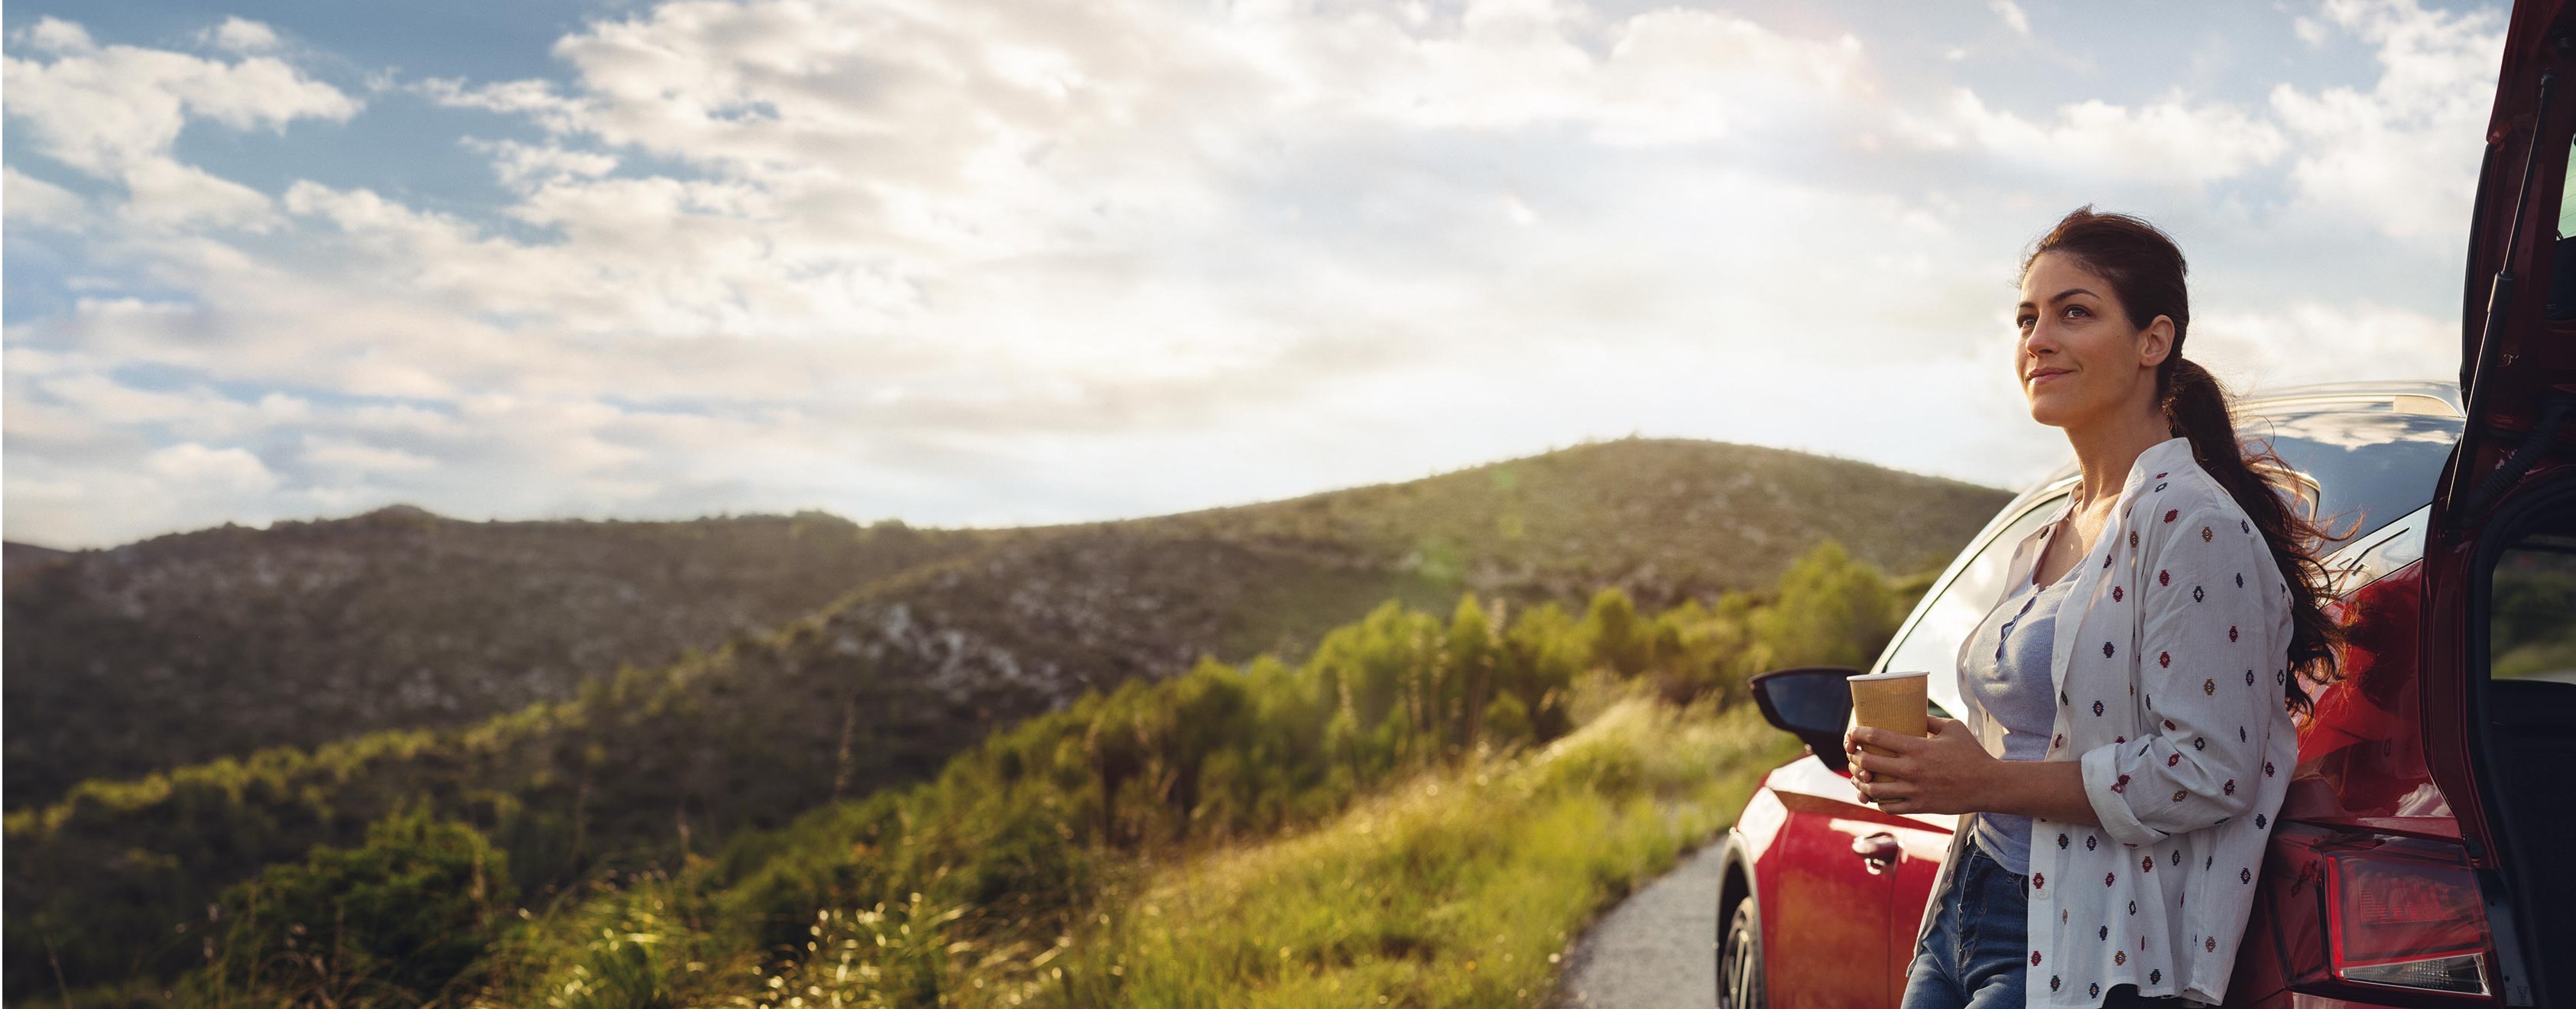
[{"xmin": 186, "ymin": 808, "xmax": 514, "ymax": 1007}]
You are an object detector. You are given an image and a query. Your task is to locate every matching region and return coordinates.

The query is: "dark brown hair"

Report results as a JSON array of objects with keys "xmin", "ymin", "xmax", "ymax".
[{"xmin": 2024, "ymin": 206, "xmax": 2343, "ymax": 714}]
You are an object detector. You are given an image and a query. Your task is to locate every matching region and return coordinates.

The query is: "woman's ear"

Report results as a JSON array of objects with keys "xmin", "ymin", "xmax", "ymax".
[{"xmin": 2138, "ymin": 316, "xmax": 2176, "ymax": 368}]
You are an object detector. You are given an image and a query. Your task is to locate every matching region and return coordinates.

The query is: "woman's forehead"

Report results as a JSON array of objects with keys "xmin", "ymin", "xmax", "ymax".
[{"xmin": 2020, "ymin": 251, "xmax": 2109, "ymax": 299}]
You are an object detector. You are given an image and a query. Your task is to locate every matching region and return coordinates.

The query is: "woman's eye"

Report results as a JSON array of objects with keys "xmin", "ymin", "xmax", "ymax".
[
  {"xmin": 2016, "ymin": 315, "xmax": 2036, "ymax": 330},
  {"xmin": 2065, "ymin": 306, "xmax": 2090, "ymax": 320}
]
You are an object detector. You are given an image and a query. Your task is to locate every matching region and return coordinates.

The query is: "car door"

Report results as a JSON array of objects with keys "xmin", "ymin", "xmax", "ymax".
[
  {"xmin": 2421, "ymin": 3, "xmax": 2576, "ymax": 1001},
  {"xmin": 1752, "ymin": 758, "xmax": 1902, "ymax": 1009},
  {"xmin": 1858, "ymin": 487, "xmax": 2071, "ymax": 1003}
]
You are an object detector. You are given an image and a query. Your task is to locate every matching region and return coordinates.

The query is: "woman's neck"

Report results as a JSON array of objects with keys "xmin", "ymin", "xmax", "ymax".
[{"xmin": 2064, "ymin": 404, "xmax": 2173, "ymax": 511}]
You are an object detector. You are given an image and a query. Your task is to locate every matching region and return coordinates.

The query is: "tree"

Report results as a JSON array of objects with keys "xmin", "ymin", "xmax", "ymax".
[
  {"xmin": 1445, "ymin": 595, "xmax": 1496, "ymax": 751},
  {"xmin": 1579, "ymin": 589, "xmax": 1651, "ymax": 676},
  {"xmin": 1755, "ymin": 541, "xmax": 1899, "ymax": 670}
]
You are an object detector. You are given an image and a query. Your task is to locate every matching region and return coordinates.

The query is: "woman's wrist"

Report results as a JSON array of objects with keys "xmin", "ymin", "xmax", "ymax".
[{"xmin": 1990, "ymin": 758, "xmax": 2100, "ymax": 826}]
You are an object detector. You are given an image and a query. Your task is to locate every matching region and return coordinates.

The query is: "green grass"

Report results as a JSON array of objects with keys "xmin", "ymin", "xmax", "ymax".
[{"xmin": 724, "ymin": 693, "xmax": 1794, "ymax": 1009}]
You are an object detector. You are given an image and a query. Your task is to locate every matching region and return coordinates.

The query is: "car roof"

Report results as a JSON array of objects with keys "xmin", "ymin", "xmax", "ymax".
[
  {"xmin": 2236, "ymin": 380, "xmax": 2461, "ymax": 417},
  {"xmin": 2026, "ymin": 380, "xmax": 2462, "ymax": 489}
]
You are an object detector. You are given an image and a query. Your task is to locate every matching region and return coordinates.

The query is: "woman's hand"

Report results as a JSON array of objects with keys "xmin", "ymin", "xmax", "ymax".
[{"xmin": 1844, "ymin": 718, "xmax": 1998, "ymax": 816}]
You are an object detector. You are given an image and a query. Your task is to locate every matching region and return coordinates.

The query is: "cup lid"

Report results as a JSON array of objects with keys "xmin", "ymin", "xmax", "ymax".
[{"xmin": 1847, "ymin": 670, "xmax": 1930, "ymax": 681}]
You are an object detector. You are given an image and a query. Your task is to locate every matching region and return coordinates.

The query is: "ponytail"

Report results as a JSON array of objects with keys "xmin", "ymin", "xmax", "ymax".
[
  {"xmin": 2029, "ymin": 208, "xmax": 2344, "ymax": 715},
  {"xmin": 2157, "ymin": 357, "xmax": 2345, "ymax": 715}
]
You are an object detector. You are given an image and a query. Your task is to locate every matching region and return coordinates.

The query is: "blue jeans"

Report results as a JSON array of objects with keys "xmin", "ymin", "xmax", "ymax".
[
  {"xmin": 1902, "ymin": 837, "xmax": 2183, "ymax": 1008},
  {"xmin": 1900, "ymin": 835, "xmax": 2028, "ymax": 1009}
]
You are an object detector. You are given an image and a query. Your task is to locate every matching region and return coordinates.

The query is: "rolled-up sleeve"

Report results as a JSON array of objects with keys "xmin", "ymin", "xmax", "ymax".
[{"xmin": 2081, "ymin": 504, "xmax": 2279, "ymax": 847}]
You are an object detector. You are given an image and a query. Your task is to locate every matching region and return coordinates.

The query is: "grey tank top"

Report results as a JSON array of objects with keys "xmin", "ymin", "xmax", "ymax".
[{"xmin": 1961, "ymin": 561, "xmax": 2078, "ymax": 876}]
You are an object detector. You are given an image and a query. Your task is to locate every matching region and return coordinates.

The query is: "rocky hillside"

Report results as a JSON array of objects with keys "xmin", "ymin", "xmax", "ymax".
[{"xmin": 3, "ymin": 508, "xmax": 991, "ymax": 806}]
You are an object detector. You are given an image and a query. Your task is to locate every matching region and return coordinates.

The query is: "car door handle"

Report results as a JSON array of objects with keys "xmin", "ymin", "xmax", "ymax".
[{"xmin": 1853, "ymin": 832, "xmax": 1900, "ymax": 873}]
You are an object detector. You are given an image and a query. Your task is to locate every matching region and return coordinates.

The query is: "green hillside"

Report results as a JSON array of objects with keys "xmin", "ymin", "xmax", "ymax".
[
  {"xmin": 4, "ymin": 508, "xmax": 992, "ymax": 806},
  {"xmin": 5, "ymin": 439, "xmax": 2003, "ymax": 812}
]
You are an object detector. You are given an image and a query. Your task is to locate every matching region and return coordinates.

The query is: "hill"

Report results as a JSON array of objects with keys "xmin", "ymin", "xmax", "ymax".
[
  {"xmin": 1155, "ymin": 436, "xmax": 2001, "ymax": 610},
  {"xmin": 3, "ymin": 508, "xmax": 991, "ymax": 806},
  {"xmin": 4, "ymin": 440, "xmax": 2003, "ymax": 812},
  {"xmin": 2, "ymin": 541, "xmax": 69, "ymax": 573}
]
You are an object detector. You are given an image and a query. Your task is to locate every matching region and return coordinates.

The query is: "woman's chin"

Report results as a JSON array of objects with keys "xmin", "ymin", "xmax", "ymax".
[{"xmin": 2026, "ymin": 398, "xmax": 2076, "ymax": 429}]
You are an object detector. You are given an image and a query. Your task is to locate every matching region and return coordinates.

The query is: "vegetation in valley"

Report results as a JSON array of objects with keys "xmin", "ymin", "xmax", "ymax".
[{"xmin": 12, "ymin": 538, "xmax": 1906, "ymax": 1007}]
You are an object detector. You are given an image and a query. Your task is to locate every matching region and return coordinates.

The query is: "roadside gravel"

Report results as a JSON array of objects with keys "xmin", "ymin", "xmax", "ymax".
[{"xmin": 1556, "ymin": 841, "xmax": 1723, "ymax": 1007}]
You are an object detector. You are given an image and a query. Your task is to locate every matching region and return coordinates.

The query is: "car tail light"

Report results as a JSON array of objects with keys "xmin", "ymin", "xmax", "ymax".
[{"xmin": 2324, "ymin": 839, "xmax": 2492, "ymax": 996}]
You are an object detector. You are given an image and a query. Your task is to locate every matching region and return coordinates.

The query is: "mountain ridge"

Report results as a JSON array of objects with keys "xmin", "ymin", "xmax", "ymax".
[{"xmin": 5, "ymin": 438, "xmax": 2008, "ymax": 809}]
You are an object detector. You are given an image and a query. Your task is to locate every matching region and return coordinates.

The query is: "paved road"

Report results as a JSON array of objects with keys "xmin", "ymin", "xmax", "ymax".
[{"xmin": 1557, "ymin": 841, "xmax": 1723, "ymax": 1007}]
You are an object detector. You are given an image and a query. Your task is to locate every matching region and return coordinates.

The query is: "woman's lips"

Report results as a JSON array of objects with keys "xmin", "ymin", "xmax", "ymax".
[{"xmin": 2027, "ymin": 368, "xmax": 2071, "ymax": 387}]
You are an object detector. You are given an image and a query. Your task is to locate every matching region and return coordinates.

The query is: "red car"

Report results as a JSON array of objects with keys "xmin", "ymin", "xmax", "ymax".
[{"xmin": 1720, "ymin": 6, "xmax": 2576, "ymax": 1004}]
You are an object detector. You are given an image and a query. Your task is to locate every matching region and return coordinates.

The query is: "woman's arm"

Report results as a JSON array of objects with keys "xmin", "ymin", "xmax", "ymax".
[
  {"xmin": 1850, "ymin": 500, "xmax": 2286, "ymax": 833},
  {"xmin": 1848, "ymin": 720, "xmax": 2101, "ymax": 826},
  {"xmin": 2077, "ymin": 501, "xmax": 2284, "ymax": 846}
]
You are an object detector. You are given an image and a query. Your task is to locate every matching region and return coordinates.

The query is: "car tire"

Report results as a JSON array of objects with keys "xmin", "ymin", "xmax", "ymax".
[{"xmin": 1718, "ymin": 895, "xmax": 1764, "ymax": 1009}]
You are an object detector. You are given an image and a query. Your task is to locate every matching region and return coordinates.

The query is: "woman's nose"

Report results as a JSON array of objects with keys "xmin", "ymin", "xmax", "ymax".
[{"xmin": 2021, "ymin": 324, "xmax": 2061, "ymax": 355}]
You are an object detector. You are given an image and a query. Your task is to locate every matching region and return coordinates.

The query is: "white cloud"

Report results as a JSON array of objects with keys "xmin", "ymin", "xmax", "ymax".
[
  {"xmin": 417, "ymin": 76, "xmax": 573, "ymax": 121},
  {"xmin": 118, "ymin": 159, "xmax": 279, "ymax": 229},
  {"xmin": 3, "ymin": 167, "xmax": 88, "ymax": 229},
  {"xmin": 2, "ymin": 38, "xmax": 358, "ymax": 176},
  {"xmin": 144, "ymin": 443, "xmax": 277, "ymax": 493},
  {"xmin": 1247, "ymin": 1, "xmax": 1876, "ymax": 145},
  {"xmin": 299, "ymin": 436, "xmax": 438, "ymax": 475},
  {"xmin": 1, "ymin": 438, "xmax": 282, "ymax": 546},
  {"xmin": 2271, "ymin": 0, "xmax": 2503, "ymax": 242},
  {"xmin": 1914, "ymin": 89, "xmax": 2288, "ymax": 187},
  {"xmin": 13, "ymin": 17, "xmax": 95, "ymax": 56},
  {"xmin": 2188, "ymin": 300, "xmax": 2458, "ymax": 393},
  {"xmin": 1991, "ymin": 0, "xmax": 2031, "ymax": 36},
  {"xmin": 467, "ymin": 138, "xmax": 619, "ymax": 190},
  {"xmin": 2, "ymin": 25, "xmax": 354, "ymax": 245},
  {"xmin": 201, "ymin": 17, "xmax": 281, "ymax": 54}
]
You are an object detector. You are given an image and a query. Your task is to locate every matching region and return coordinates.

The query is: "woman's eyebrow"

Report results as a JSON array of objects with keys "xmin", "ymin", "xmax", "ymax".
[{"xmin": 2016, "ymin": 287, "xmax": 2097, "ymax": 310}]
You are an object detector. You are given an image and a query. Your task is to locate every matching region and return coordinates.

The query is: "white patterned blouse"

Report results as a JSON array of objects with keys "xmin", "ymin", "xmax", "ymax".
[{"xmin": 1932, "ymin": 436, "xmax": 2299, "ymax": 1008}]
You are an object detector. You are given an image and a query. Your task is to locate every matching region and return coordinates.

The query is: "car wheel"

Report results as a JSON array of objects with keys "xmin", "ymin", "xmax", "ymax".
[{"xmin": 1718, "ymin": 896, "xmax": 1764, "ymax": 1009}]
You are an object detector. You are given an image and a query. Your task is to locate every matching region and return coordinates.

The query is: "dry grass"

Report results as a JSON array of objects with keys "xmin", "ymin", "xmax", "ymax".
[{"xmin": 1029, "ymin": 696, "xmax": 1795, "ymax": 1007}]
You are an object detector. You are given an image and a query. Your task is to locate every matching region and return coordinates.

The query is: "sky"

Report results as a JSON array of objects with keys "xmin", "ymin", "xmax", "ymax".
[{"xmin": 0, "ymin": 0, "xmax": 2513, "ymax": 548}]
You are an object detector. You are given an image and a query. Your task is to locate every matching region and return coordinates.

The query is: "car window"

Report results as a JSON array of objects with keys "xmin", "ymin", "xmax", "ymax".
[
  {"xmin": 2240, "ymin": 404, "xmax": 2462, "ymax": 548},
  {"xmin": 1877, "ymin": 493, "xmax": 2068, "ymax": 719},
  {"xmin": 2491, "ymin": 530, "xmax": 2576, "ymax": 684}
]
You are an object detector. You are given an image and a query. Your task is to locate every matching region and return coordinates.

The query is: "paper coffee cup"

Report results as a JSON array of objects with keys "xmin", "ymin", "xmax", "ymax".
[{"xmin": 1848, "ymin": 670, "xmax": 1929, "ymax": 757}]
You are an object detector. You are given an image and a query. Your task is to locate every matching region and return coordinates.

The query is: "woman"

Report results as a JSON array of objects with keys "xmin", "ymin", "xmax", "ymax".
[{"xmin": 1844, "ymin": 208, "xmax": 2341, "ymax": 1009}]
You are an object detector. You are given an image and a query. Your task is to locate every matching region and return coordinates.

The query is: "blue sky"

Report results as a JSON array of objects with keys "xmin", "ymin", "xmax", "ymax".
[{"xmin": 2, "ymin": 0, "xmax": 2510, "ymax": 547}]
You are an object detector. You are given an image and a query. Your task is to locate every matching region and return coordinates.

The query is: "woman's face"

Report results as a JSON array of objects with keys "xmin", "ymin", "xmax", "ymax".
[{"xmin": 2015, "ymin": 251, "xmax": 2172, "ymax": 430}]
